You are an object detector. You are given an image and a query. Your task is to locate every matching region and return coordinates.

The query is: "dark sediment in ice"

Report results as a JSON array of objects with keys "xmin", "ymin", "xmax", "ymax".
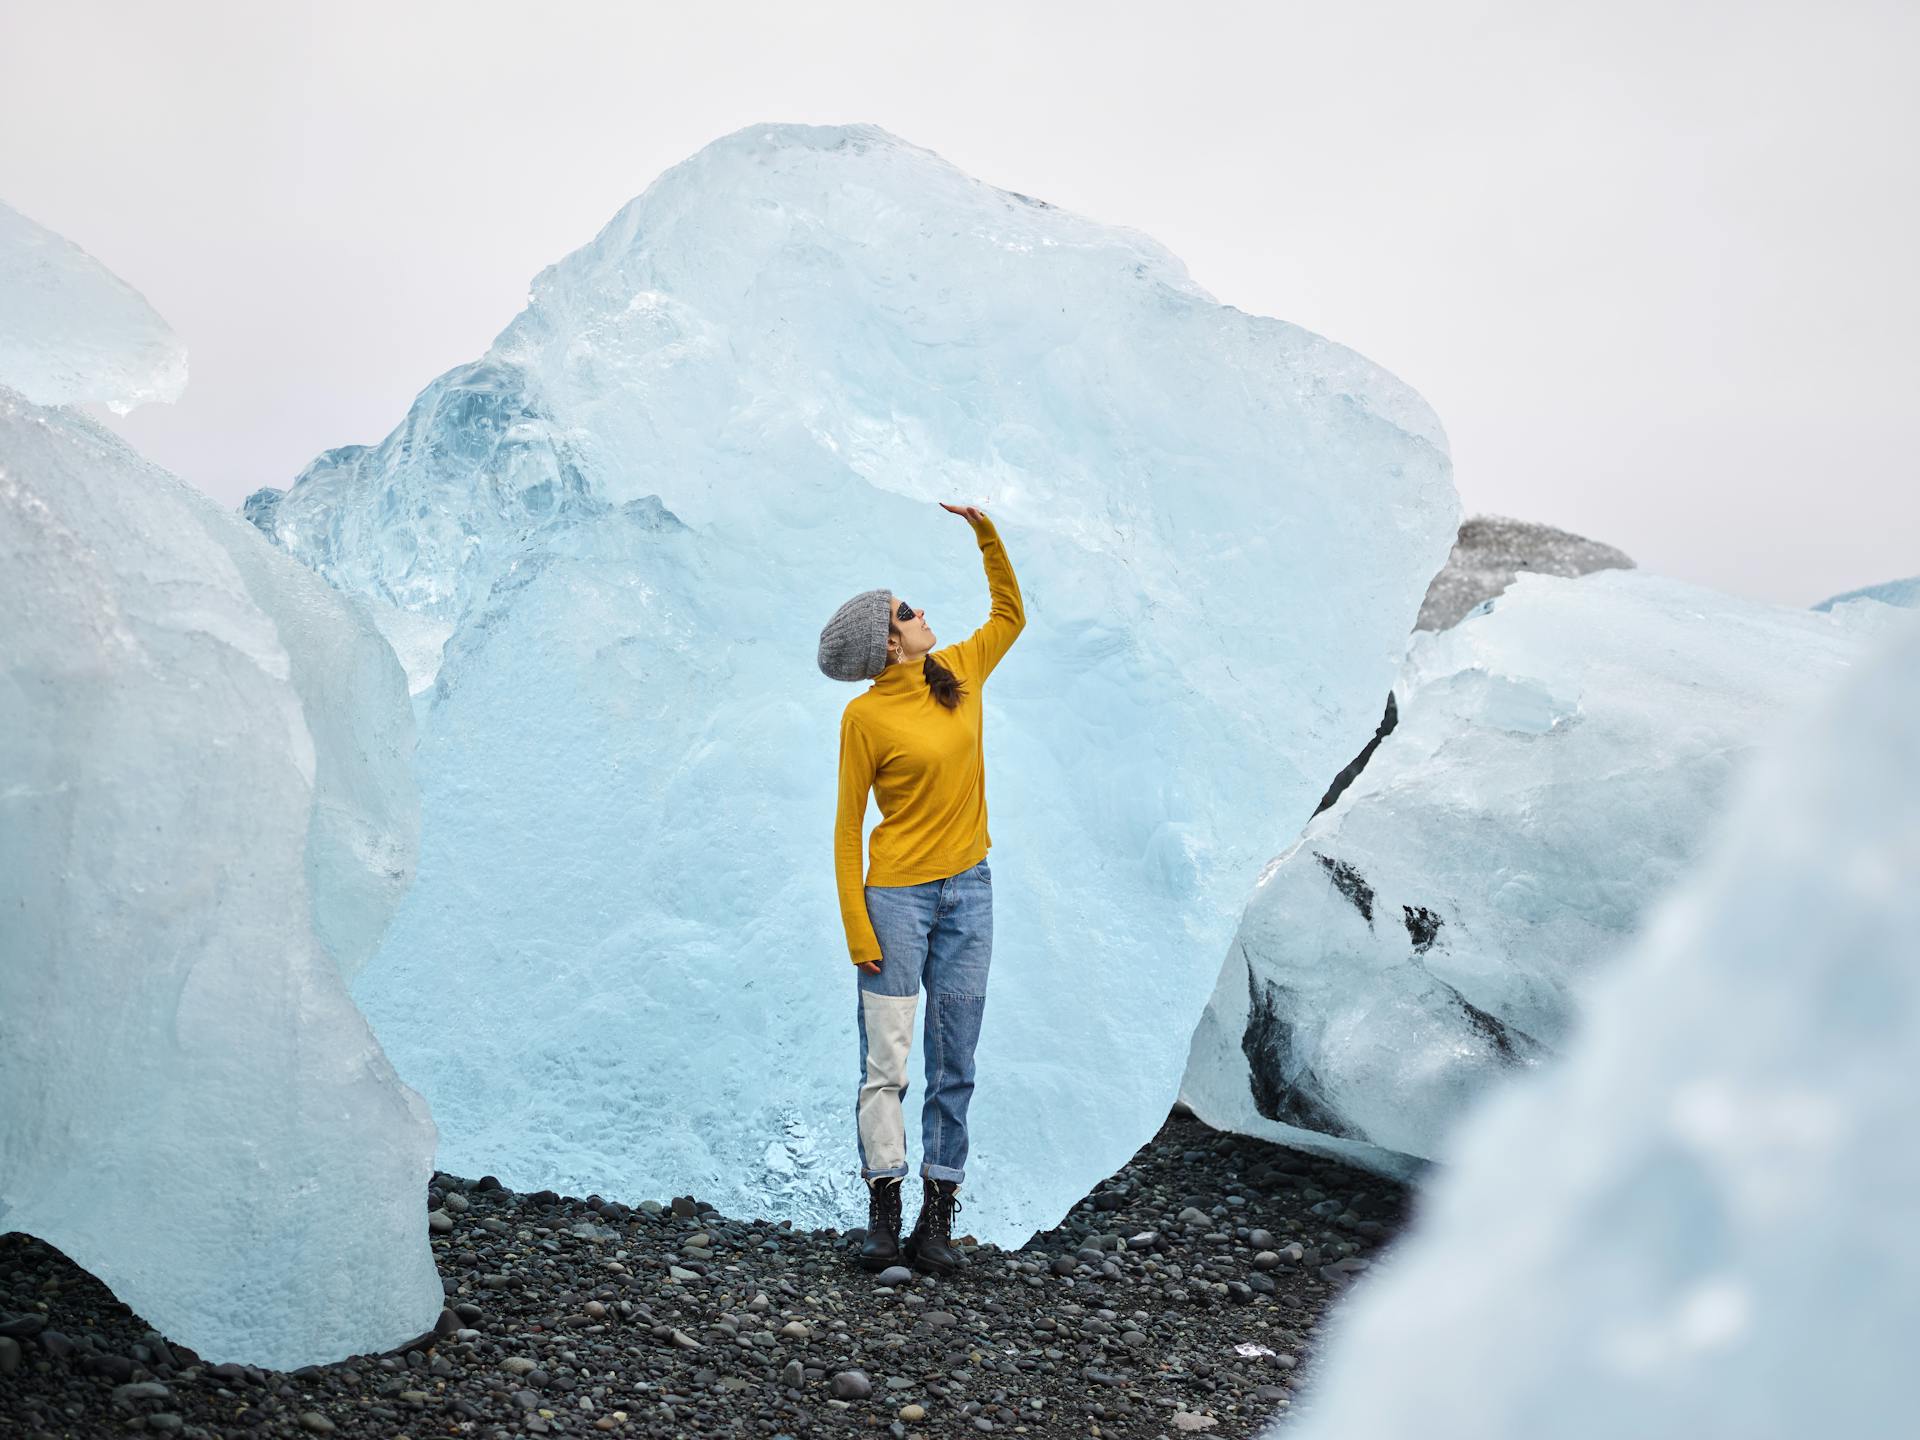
[{"xmin": 1415, "ymin": 513, "xmax": 1634, "ymax": 633}]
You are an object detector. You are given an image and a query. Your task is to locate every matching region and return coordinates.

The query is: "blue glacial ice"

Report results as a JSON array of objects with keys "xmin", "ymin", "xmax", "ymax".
[
  {"xmin": 1814, "ymin": 574, "xmax": 1920, "ymax": 613},
  {"xmin": 246, "ymin": 122, "xmax": 1460, "ymax": 1245},
  {"xmin": 1, "ymin": 222, "xmax": 439, "ymax": 1364},
  {"xmin": 0, "ymin": 198, "xmax": 186, "ymax": 413},
  {"xmin": 1268, "ymin": 608, "xmax": 1920, "ymax": 1440},
  {"xmin": 1180, "ymin": 568, "xmax": 1907, "ymax": 1174}
]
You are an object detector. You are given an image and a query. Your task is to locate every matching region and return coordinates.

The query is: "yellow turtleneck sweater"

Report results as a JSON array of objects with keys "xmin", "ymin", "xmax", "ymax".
[{"xmin": 834, "ymin": 515, "xmax": 1026, "ymax": 965}]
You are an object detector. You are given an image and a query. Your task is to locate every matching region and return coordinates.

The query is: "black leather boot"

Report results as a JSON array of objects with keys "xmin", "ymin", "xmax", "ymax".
[
  {"xmin": 857, "ymin": 1176, "xmax": 905, "ymax": 1271},
  {"xmin": 903, "ymin": 1176, "xmax": 965, "ymax": 1275}
]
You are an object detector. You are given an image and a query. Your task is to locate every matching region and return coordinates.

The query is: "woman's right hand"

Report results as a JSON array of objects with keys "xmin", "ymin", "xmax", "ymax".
[{"xmin": 857, "ymin": 960, "xmax": 883, "ymax": 975}]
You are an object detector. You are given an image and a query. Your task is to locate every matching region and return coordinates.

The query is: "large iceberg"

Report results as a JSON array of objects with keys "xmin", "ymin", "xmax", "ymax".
[
  {"xmin": 246, "ymin": 122, "xmax": 1460, "ymax": 1245},
  {"xmin": 0, "ymin": 198, "xmax": 186, "ymax": 413},
  {"xmin": 1181, "ymin": 569, "xmax": 1905, "ymax": 1173},
  {"xmin": 0, "ymin": 219, "xmax": 439, "ymax": 1366},
  {"xmin": 1270, "ymin": 609, "xmax": 1920, "ymax": 1440}
]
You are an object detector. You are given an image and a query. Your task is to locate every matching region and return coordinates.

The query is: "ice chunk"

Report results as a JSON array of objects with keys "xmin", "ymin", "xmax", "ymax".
[
  {"xmin": 1269, "ymin": 609, "xmax": 1920, "ymax": 1440},
  {"xmin": 0, "ymin": 388, "xmax": 439, "ymax": 1367},
  {"xmin": 0, "ymin": 199, "xmax": 186, "ymax": 412},
  {"xmin": 246, "ymin": 482, "xmax": 454, "ymax": 705},
  {"xmin": 198, "ymin": 517, "xmax": 422, "ymax": 983},
  {"xmin": 1181, "ymin": 569, "xmax": 1907, "ymax": 1173},
  {"xmin": 241, "ymin": 483, "xmax": 283, "ymax": 533},
  {"xmin": 255, "ymin": 122, "xmax": 1459, "ymax": 1245},
  {"xmin": 1814, "ymin": 574, "xmax": 1919, "ymax": 612},
  {"xmin": 1316, "ymin": 515, "xmax": 1633, "ymax": 816},
  {"xmin": 1416, "ymin": 513, "xmax": 1634, "ymax": 631}
]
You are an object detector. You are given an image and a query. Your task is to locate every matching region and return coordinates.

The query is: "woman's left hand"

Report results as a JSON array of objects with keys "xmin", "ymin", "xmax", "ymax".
[{"xmin": 939, "ymin": 501, "xmax": 986, "ymax": 524}]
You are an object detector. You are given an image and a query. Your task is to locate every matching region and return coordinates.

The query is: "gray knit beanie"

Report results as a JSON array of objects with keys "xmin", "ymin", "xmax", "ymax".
[{"xmin": 818, "ymin": 588, "xmax": 894, "ymax": 681}]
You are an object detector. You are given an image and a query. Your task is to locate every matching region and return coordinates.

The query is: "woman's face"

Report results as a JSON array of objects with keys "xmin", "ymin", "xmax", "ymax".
[{"xmin": 887, "ymin": 593, "xmax": 935, "ymax": 658}]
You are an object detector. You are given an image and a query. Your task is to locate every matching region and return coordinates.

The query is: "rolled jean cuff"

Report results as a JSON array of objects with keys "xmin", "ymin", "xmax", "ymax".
[
  {"xmin": 862, "ymin": 1163, "xmax": 909, "ymax": 1181},
  {"xmin": 920, "ymin": 1162, "xmax": 965, "ymax": 1183}
]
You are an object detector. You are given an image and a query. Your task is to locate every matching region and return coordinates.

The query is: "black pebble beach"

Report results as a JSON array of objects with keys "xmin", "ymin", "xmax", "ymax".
[{"xmin": 0, "ymin": 1104, "xmax": 1413, "ymax": 1439}]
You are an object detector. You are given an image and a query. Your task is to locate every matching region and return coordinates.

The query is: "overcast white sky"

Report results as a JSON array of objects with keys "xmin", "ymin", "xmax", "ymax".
[{"xmin": 3, "ymin": 0, "xmax": 1914, "ymax": 605}]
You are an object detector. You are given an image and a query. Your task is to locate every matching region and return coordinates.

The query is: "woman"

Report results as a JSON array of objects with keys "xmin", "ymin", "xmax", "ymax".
[{"xmin": 816, "ymin": 501, "xmax": 1026, "ymax": 1274}]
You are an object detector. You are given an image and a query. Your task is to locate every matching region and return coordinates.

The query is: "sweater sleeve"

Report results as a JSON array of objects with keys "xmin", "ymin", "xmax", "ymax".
[
  {"xmin": 948, "ymin": 514, "xmax": 1026, "ymax": 682},
  {"xmin": 834, "ymin": 707, "xmax": 883, "ymax": 965}
]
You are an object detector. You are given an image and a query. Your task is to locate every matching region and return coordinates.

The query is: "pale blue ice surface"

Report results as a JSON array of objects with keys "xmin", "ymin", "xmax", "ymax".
[
  {"xmin": 1181, "ymin": 569, "xmax": 1907, "ymax": 1172},
  {"xmin": 1814, "ymin": 574, "xmax": 1920, "ymax": 612},
  {"xmin": 1267, "ymin": 609, "xmax": 1920, "ymax": 1440},
  {"xmin": 0, "ymin": 212, "xmax": 438, "ymax": 1365},
  {"xmin": 0, "ymin": 198, "xmax": 185, "ymax": 412},
  {"xmin": 250, "ymin": 123, "xmax": 1460, "ymax": 1245}
]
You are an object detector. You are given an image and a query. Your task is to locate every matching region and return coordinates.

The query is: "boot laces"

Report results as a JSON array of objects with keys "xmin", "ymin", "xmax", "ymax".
[{"xmin": 927, "ymin": 1179, "xmax": 962, "ymax": 1237}]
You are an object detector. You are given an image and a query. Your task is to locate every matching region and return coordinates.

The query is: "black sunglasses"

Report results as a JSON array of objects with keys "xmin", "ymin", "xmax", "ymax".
[{"xmin": 894, "ymin": 600, "xmax": 917, "ymax": 624}]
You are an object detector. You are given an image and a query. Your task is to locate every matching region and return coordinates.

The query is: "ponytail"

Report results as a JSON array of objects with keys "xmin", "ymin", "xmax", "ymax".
[{"xmin": 923, "ymin": 653, "xmax": 967, "ymax": 711}]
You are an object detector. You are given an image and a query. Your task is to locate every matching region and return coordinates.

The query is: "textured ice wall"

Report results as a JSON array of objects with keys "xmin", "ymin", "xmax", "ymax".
[
  {"xmin": 0, "ymin": 198, "xmax": 186, "ymax": 412},
  {"xmin": 1269, "ymin": 610, "xmax": 1920, "ymax": 1440},
  {"xmin": 1, "ymin": 241, "xmax": 437, "ymax": 1363},
  {"xmin": 248, "ymin": 122, "xmax": 1459, "ymax": 1245},
  {"xmin": 1316, "ymin": 514, "xmax": 1635, "ymax": 817},
  {"xmin": 0, "ymin": 394, "xmax": 440, "ymax": 1366},
  {"xmin": 196, "ymin": 515, "xmax": 423, "ymax": 984},
  {"xmin": 1181, "ymin": 569, "xmax": 1904, "ymax": 1174}
]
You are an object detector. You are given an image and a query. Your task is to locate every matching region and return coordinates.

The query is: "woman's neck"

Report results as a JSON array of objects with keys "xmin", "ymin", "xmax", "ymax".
[{"xmin": 875, "ymin": 652, "xmax": 928, "ymax": 687}]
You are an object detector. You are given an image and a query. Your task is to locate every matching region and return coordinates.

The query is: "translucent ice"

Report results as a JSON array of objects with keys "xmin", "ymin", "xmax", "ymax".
[
  {"xmin": 1316, "ymin": 514, "xmax": 1635, "ymax": 816},
  {"xmin": 1270, "ymin": 610, "xmax": 1920, "ymax": 1440},
  {"xmin": 0, "ymin": 198, "xmax": 186, "ymax": 411},
  {"xmin": 0, "ymin": 386, "xmax": 438, "ymax": 1365},
  {"xmin": 250, "ymin": 123, "xmax": 1459, "ymax": 1245},
  {"xmin": 1814, "ymin": 574, "xmax": 1919, "ymax": 612},
  {"xmin": 1181, "ymin": 569, "xmax": 1906, "ymax": 1174}
]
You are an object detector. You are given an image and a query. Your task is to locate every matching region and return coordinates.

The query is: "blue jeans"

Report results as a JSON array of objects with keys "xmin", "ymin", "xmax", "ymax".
[{"xmin": 854, "ymin": 857, "xmax": 994, "ymax": 1184}]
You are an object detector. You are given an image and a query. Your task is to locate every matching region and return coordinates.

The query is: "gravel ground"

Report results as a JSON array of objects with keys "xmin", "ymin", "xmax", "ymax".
[{"xmin": 0, "ymin": 1103, "xmax": 1412, "ymax": 1440}]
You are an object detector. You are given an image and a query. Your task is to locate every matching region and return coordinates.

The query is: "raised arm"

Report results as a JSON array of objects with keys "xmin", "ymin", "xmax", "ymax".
[
  {"xmin": 946, "ymin": 513, "xmax": 1026, "ymax": 682},
  {"xmin": 834, "ymin": 708, "xmax": 883, "ymax": 965}
]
